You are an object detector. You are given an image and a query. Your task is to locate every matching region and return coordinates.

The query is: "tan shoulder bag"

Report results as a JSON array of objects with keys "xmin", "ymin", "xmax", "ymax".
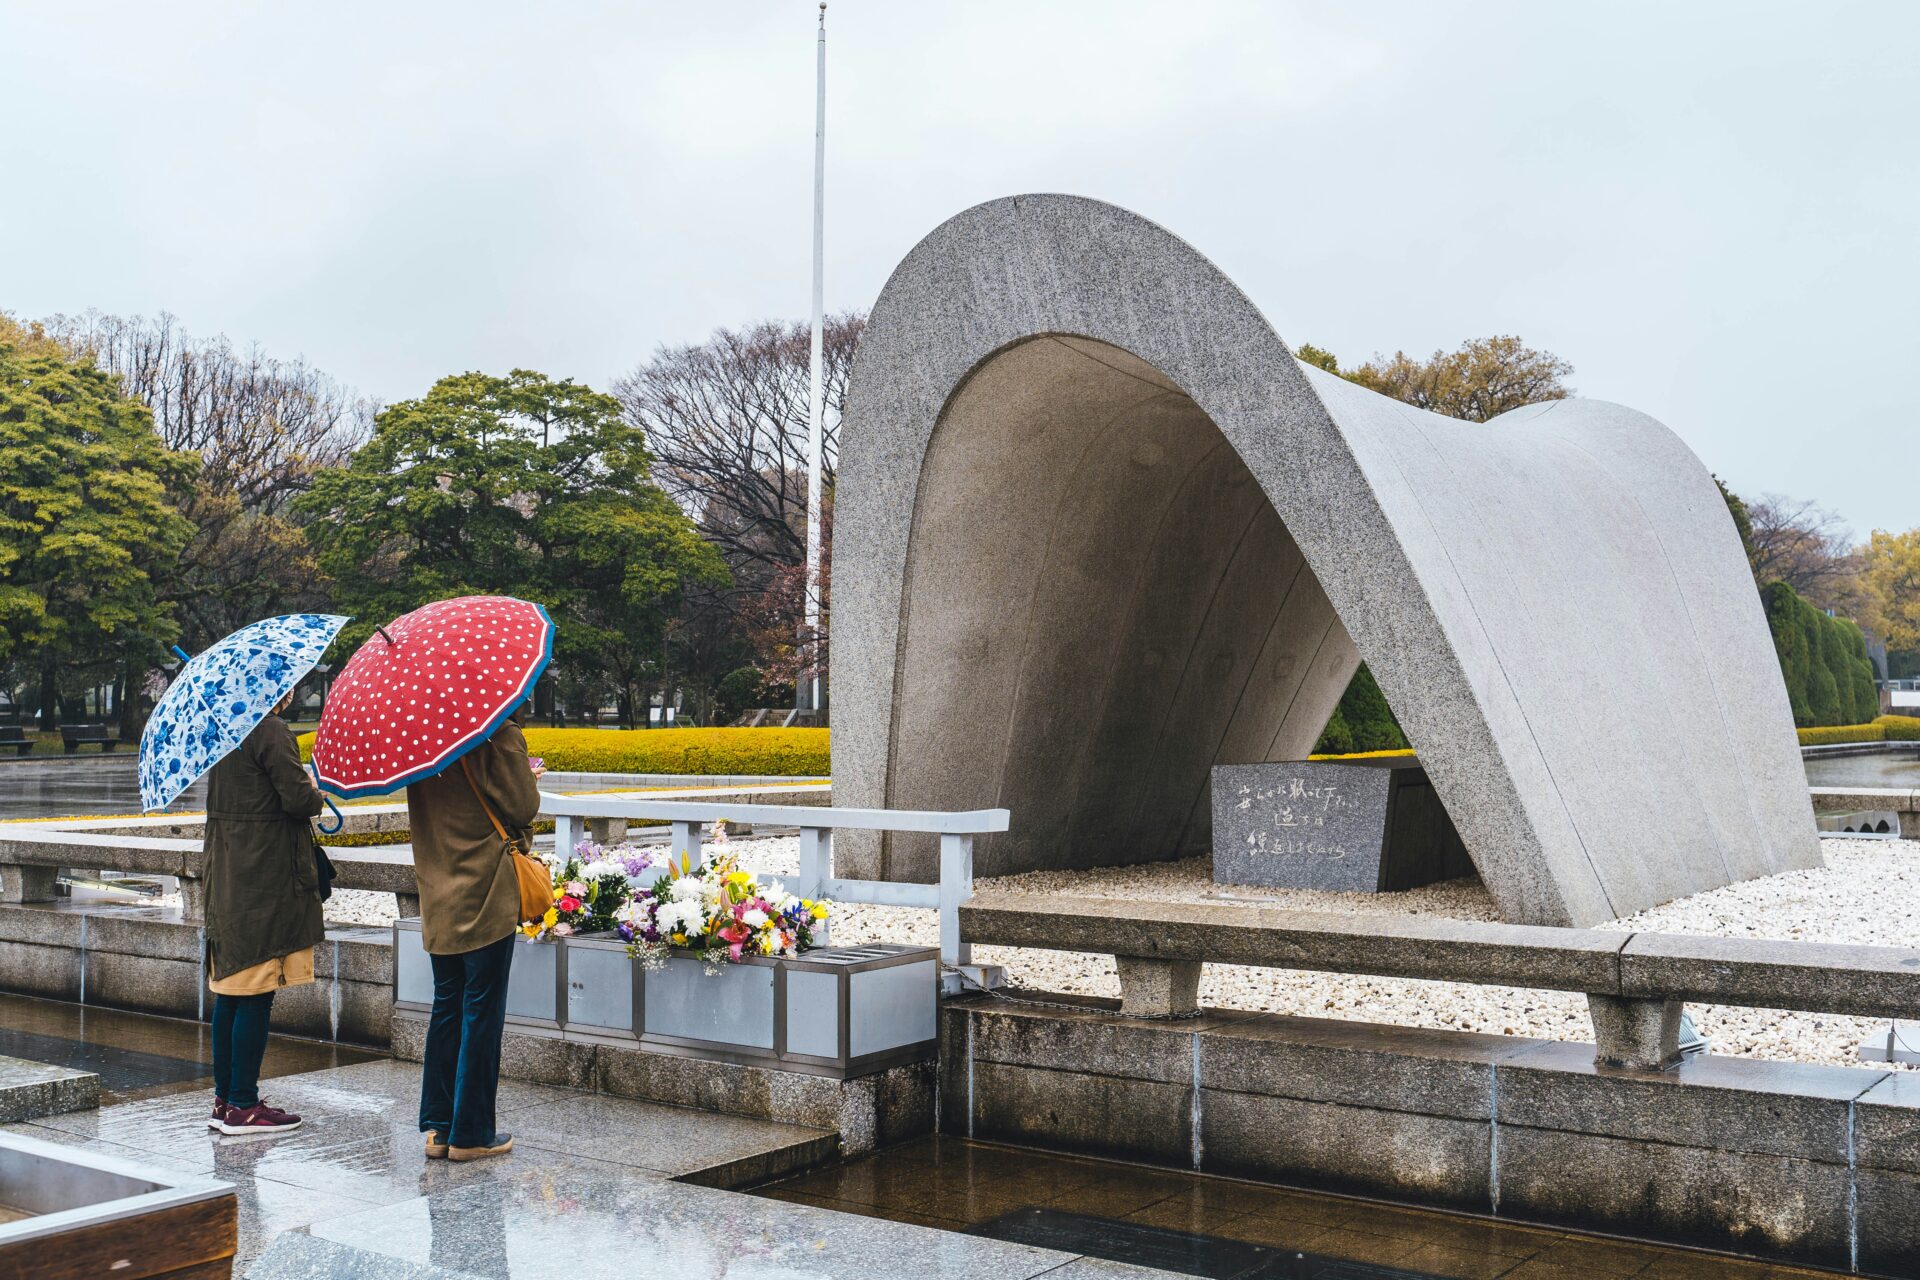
[{"xmin": 459, "ymin": 756, "xmax": 552, "ymax": 925}]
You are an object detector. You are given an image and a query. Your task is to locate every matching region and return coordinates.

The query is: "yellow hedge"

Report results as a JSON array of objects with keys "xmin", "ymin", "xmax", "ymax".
[
  {"xmin": 297, "ymin": 727, "xmax": 829, "ymax": 776},
  {"xmin": 1881, "ymin": 715, "xmax": 1920, "ymax": 741},
  {"xmin": 1796, "ymin": 716, "xmax": 1920, "ymax": 747},
  {"xmin": 1798, "ymin": 724, "xmax": 1884, "ymax": 746}
]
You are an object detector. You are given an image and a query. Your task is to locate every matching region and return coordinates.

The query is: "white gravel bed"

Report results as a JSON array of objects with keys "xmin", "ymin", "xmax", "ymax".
[{"xmin": 723, "ymin": 833, "xmax": 1915, "ymax": 1073}]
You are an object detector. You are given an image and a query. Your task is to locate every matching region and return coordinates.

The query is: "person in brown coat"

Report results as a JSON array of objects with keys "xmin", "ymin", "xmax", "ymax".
[
  {"xmin": 203, "ymin": 691, "xmax": 325, "ymax": 1135},
  {"xmin": 409, "ymin": 705, "xmax": 543, "ymax": 1162}
]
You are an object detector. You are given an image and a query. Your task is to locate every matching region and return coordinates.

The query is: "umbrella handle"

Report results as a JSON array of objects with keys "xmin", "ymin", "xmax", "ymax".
[{"xmin": 312, "ymin": 763, "xmax": 345, "ymax": 834}]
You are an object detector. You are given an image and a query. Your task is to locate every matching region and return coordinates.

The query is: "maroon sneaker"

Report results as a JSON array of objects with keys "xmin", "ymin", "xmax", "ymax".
[
  {"xmin": 208, "ymin": 1098, "xmax": 229, "ymax": 1130},
  {"xmin": 217, "ymin": 1101, "xmax": 302, "ymax": 1135}
]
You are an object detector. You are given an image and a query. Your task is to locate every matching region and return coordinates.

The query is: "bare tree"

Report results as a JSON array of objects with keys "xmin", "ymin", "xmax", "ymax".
[
  {"xmin": 1746, "ymin": 494, "xmax": 1860, "ymax": 609},
  {"xmin": 614, "ymin": 313, "xmax": 863, "ymax": 585},
  {"xmin": 41, "ymin": 311, "xmax": 374, "ymax": 647}
]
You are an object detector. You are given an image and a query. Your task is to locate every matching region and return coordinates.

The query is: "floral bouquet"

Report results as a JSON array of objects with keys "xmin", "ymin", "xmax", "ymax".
[
  {"xmin": 519, "ymin": 841, "xmax": 672, "ymax": 941},
  {"xmin": 615, "ymin": 849, "xmax": 830, "ymax": 969}
]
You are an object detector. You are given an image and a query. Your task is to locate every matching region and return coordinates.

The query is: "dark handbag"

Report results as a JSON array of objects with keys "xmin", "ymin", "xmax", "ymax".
[{"xmin": 311, "ymin": 832, "xmax": 337, "ymax": 903}]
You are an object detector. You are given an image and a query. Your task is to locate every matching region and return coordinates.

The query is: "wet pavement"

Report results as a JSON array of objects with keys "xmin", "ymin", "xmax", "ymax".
[
  {"xmin": 0, "ymin": 991, "xmax": 376, "ymax": 1104},
  {"xmin": 0, "ymin": 757, "xmax": 204, "ymax": 819}
]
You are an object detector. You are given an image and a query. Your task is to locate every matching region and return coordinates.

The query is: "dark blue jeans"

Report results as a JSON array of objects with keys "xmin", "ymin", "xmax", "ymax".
[
  {"xmin": 418, "ymin": 932, "xmax": 515, "ymax": 1149},
  {"xmin": 212, "ymin": 991, "xmax": 275, "ymax": 1109}
]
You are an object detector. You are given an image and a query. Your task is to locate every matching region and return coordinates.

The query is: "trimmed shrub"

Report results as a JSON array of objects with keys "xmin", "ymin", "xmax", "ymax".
[
  {"xmin": 1877, "ymin": 715, "xmax": 1920, "ymax": 741},
  {"xmin": 1313, "ymin": 663, "xmax": 1409, "ymax": 756},
  {"xmin": 299, "ymin": 726, "xmax": 829, "ymax": 776},
  {"xmin": 1761, "ymin": 581, "xmax": 1878, "ymax": 727},
  {"xmin": 1797, "ymin": 723, "xmax": 1886, "ymax": 747}
]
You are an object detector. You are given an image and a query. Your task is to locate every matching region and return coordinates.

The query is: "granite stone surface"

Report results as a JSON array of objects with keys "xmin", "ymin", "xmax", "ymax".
[
  {"xmin": 1211, "ymin": 760, "xmax": 1469, "ymax": 892},
  {"xmin": 830, "ymin": 193, "xmax": 1819, "ymax": 925},
  {"xmin": 0, "ymin": 1051, "xmax": 98, "ymax": 1121}
]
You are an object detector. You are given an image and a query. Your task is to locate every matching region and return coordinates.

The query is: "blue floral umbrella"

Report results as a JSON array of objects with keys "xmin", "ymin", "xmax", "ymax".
[{"xmin": 139, "ymin": 613, "xmax": 350, "ymax": 815}]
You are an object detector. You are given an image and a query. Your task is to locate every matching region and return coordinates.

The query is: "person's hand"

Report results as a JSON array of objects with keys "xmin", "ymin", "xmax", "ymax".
[{"xmin": 528, "ymin": 756, "xmax": 547, "ymax": 780}]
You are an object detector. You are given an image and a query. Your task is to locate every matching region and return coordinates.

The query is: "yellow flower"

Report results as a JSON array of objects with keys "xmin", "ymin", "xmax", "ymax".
[
  {"xmin": 811, "ymin": 902, "xmax": 830, "ymax": 918},
  {"xmin": 542, "ymin": 907, "xmax": 559, "ymax": 927}
]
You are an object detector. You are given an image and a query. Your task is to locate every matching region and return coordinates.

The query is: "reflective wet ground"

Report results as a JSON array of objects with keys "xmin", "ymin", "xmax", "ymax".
[
  {"xmin": 0, "ymin": 758, "xmax": 205, "ymax": 819},
  {"xmin": 1804, "ymin": 748, "xmax": 1920, "ymax": 789},
  {"xmin": 0, "ymin": 991, "xmax": 376, "ymax": 1104},
  {"xmin": 756, "ymin": 1136, "xmax": 1848, "ymax": 1279}
]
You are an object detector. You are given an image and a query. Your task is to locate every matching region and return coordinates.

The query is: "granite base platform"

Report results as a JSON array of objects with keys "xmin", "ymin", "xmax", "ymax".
[
  {"xmin": 941, "ymin": 991, "xmax": 1920, "ymax": 1277},
  {"xmin": 0, "ymin": 1052, "xmax": 97, "ymax": 1122},
  {"xmin": 0, "ymin": 901, "xmax": 393, "ymax": 1048},
  {"xmin": 392, "ymin": 1008, "xmax": 935, "ymax": 1158}
]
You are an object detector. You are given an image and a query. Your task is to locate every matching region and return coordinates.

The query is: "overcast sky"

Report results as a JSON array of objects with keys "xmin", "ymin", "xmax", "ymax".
[{"xmin": 4, "ymin": 1, "xmax": 1915, "ymax": 534}]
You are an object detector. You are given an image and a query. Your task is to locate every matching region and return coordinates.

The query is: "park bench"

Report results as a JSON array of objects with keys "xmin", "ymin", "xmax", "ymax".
[
  {"xmin": 958, "ymin": 893, "xmax": 1920, "ymax": 1072},
  {"xmin": 0, "ymin": 726, "xmax": 32, "ymax": 757},
  {"xmin": 58, "ymin": 725, "xmax": 123, "ymax": 754}
]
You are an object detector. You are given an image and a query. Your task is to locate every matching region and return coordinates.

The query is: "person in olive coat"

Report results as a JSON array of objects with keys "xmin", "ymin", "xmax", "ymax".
[
  {"xmin": 408, "ymin": 706, "xmax": 543, "ymax": 1162},
  {"xmin": 203, "ymin": 690, "xmax": 326, "ymax": 1135}
]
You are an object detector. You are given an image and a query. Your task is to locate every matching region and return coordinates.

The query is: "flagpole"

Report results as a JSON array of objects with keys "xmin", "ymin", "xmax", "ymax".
[{"xmin": 804, "ymin": 1, "xmax": 827, "ymax": 715}]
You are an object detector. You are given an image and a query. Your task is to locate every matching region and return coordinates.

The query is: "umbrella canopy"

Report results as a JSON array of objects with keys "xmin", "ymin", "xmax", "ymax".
[
  {"xmin": 139, "ymin": 613, "xmax": 350, "ymax": 813},
  {"xmin": 311, "ymin": 595, "xmax": 554, "ymax": 799}
]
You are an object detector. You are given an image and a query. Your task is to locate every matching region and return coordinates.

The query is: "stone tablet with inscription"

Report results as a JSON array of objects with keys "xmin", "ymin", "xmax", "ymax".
[{"xmin": 1211, "ymin": 760, "xmax": 1472, "ymax": 892}]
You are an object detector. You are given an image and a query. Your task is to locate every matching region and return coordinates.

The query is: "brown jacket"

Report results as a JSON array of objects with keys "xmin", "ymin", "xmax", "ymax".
[
  {"xmin": 407, "ymin": 714, "xmax": 540, "ymax": 954},
  {"xmin": 204, "ymin": 714, "xmax": 326, "ymax": 980}
]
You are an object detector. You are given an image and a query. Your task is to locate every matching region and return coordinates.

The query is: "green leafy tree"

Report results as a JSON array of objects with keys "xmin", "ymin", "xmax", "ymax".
[
  {"xmin": 298, "ymin": 370, "xmax": 726, "ymax": 720},
  {"xmin": 0, "ymin": 331, "xmax": 195, "ymax": 731}
]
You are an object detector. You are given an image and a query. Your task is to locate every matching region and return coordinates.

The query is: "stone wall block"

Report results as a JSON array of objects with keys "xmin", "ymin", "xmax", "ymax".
[
  {"xmin": 0, "ymin": 939, "xmax": 82, "ymax": 1001},
  {"xmin": 1497, "ymin": 1041, "xmax": 1869, "ymax": 1163},
  {"xmin": 969, "ymin": 1060, "xmax": 1191, "ymax": 1167},
  {"xmin": 1495, "ymin": 1125, "xmax": 1851, "ymax": 1270},
  {"xmin": 1199, "ymin": 1088, "xmax": 1490, "ymax": 1210},
  {"xmin": 1199, "ymin": 1014, "xmax": 1517, "ymax": 1120}
]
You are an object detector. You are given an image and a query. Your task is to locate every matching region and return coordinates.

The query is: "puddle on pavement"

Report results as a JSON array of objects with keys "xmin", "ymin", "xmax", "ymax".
[
  {"xmin": 755, "ymin": 1135, "xmax": 1840, "ymax": 1279},
  {"xmin": 0, "ymin": 992, "xmax": 381, "ymax": 1104}
]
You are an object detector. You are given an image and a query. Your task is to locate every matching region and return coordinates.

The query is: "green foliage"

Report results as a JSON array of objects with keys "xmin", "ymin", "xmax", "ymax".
[
  {"xmin": 1761, "ymin": 580, "xmax": 1878, "ymax": 727},
  {"xmin": 1313, "ymin": 663, "xmax": 1409, "ymax": 755},
  {"xmin": 715, "ymin": 666, "xmax": 767, "ymax": 724},
  {"xmin": 297, "ymin": 369, "xmax": 727, "ymax": 705},
  {"xmin": 0, "ymin": 336, "xmax": 194, "ymax": 690},
  {"xmin": 1293, "ymin": 343, "xmax": 1340, "ymax": 374},
  {"xmin": 1716, "ymin": 477, "xmax": 1754, "ymax": 564}
]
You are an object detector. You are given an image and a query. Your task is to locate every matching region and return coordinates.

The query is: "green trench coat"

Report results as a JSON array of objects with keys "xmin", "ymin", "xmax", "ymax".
[{"xmin": 203, "ymin": 714, "xmax": 326, "ymax": 982}]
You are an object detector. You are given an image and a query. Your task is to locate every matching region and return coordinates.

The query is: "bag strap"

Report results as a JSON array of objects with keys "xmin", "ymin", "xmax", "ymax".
[{"xmin": 459, "ymin": 756, "xmax": 523, "ymax": 855}]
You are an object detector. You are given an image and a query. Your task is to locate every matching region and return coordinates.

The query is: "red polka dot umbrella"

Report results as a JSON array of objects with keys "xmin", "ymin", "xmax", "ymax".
[{"xmin": 311, "ymin": 595, "xmax": 554, "ymax": 799}]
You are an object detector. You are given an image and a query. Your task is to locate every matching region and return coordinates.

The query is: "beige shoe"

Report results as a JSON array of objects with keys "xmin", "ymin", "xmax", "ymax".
[
  {"xmin": 448, "ymin": 1132, "xmax": 513, "ymax": 1162},
  {"xmin": 424, "ymin": 1130, "xmax": 448, "ymax": 1159}
]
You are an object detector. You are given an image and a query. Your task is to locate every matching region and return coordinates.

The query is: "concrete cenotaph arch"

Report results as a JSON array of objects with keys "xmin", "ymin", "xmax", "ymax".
[{"xmin": 829, "ymin": 194, "xmax": 1818, "ymax": 927}]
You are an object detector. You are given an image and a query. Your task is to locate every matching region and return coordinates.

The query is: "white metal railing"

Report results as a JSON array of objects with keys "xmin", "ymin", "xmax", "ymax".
[{"xmin": 539, "ymin": 793, "xmax": 1010, "ymax": 971}]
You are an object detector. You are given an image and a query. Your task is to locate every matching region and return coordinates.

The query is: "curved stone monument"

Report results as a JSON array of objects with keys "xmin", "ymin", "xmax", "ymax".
[{"xmin": 831, "ymin": 194, "xmax": 1818, "ymax": 926}]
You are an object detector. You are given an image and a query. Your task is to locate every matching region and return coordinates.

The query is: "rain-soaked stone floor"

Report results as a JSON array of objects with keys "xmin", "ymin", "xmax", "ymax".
[{"xmin": 0, "ymin": 994, "xmax": 1855, "ymax": 1279}]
